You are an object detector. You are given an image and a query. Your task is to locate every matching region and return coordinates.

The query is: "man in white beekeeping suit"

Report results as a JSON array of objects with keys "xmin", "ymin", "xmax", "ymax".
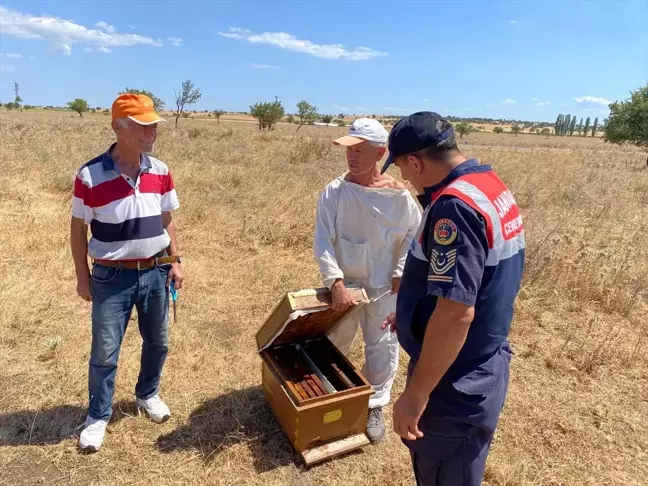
[{"xmin": 313, "ymin": 118, "xmax": 422, "ymax": 442}]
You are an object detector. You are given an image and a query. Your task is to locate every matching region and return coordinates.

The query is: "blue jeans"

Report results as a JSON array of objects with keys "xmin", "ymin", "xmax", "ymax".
[{"xmin": 88, "ymin": 263, "xmax": 170, "ymax": 421}]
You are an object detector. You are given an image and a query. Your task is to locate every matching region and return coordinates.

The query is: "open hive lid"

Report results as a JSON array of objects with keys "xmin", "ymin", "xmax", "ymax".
[{"xmin": 256, "ymin": 285, "xmax": 370, "ymax": 352}]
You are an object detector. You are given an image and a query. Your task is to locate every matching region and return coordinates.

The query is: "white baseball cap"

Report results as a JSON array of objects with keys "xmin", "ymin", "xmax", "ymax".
[{"xmin": 333, "ymin": 118, "xmax": 389, "ymax": 146}]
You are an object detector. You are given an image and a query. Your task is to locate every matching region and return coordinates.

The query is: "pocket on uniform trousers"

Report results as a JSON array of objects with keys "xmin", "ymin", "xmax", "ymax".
[
  {"xmin": 451, "ymin": 357, "xmax": 498, "ymax": 398},
  {"xmin": 336, "ymin": 237, "xmax": 369, "ymax": 278},
  {"xmin": 404, "ymin": 433, "xmax": 467, "ymax": 483}
]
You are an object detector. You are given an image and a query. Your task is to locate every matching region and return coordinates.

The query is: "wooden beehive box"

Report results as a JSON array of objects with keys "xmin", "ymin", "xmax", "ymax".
[{"xmin": 256, "ymin": 285, "xmax": 374, "ymax": 466}]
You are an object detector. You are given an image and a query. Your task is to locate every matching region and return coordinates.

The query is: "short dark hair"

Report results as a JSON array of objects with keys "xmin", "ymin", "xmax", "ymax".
[{"xmin": 411, "ymin": 120, "xmax": 459, "ymax": 162}]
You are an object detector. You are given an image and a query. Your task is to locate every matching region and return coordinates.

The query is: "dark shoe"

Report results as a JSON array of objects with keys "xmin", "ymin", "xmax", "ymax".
[{"xmin": 366, "ymin": 407, "xmax": 385, "ymax": 443}]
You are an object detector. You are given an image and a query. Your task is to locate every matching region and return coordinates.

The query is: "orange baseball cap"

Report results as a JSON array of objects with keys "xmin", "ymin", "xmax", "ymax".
[{"xmin": 111, "ymin": 93, "xmax": 166, "ymax": 125}]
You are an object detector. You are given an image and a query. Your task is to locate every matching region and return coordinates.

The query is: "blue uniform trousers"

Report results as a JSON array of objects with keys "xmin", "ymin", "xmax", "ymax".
[{"xmin": 402, "ymin": 343, "xmax": 512, "ymax": 486}]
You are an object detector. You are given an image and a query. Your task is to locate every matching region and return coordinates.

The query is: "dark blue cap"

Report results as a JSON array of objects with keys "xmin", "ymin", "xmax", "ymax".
[{"xmin": 381, "ymin": 111, "xmax": 454, "ymax": 174}]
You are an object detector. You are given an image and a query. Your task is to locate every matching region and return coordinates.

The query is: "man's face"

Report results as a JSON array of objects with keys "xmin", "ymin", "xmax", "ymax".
[
  {"xmin": 113, "ymin": 119, "xmax": 159, "ymax": 153},
  {"xmin": 394, "ymin": 154, "xmax": 424, "ymax": 193},
  {"xmin": 345, "ymin": 140, "xmax": 385, "ymax": 176}
]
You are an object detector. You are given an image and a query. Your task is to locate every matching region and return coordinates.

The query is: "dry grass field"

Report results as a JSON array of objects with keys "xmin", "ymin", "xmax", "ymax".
[{"xmin": 0, "ymin": 111, "xmax": 646, "ymax": 486}]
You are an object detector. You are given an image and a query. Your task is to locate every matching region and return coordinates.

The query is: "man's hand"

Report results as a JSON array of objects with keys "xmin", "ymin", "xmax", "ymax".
[
  {"xmin": 77, "ymin": 273, "xmax": 92, "ymax": 301},
  {"xmin": 393, "ymin": 388, "xmax": 428, "ymax": 441},
  {"xmin": 391, "ymin": 277, "xmax": 401, "ymax": 295},
  {"xmin": 381, "ymin": 312, "xmax": 396, "ymax": 332},
  {"xmin": 167, "ymin": 262, "xmax": 185, "ymax": 290},
  {"xmin": 331, "ymin": 280, "xmax": 356, "ymax": 312}
]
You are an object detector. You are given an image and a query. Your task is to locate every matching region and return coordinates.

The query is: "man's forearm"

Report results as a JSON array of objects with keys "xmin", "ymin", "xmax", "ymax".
[
  {"xmin": 407, "ymin": 298, "xmax": 474, "ymax": 401},
  {"xmin": 70, "ymin": 220, "xmax": 90, "ymax": 278},
  {"xmin": 163, "ymin": 213, "xmax": 179, "ymax": 256}
]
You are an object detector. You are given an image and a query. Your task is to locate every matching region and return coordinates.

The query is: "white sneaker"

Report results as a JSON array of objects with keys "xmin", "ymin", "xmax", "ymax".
[
  {"xmin": 136, "ymin": 394, "xmax": 171, "ymax": 423},
  {"xmin": 78, "ymin": 416, "xmax": 108, "ymax": 452}
]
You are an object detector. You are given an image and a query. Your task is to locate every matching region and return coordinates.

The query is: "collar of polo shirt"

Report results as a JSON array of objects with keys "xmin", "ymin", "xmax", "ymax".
[{"xmin": 102, "ymin": 142, "xmax": 153, "ymax": 172}]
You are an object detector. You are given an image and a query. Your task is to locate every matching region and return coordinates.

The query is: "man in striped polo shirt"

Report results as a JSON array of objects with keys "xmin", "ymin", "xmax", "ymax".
[
  {"xmin": 70, "ymin": 94, "xmax": 184, "ymax": 452},
  {"xmin": 381, "ymin": 112, "xmax": 525, "ymax": 485}
]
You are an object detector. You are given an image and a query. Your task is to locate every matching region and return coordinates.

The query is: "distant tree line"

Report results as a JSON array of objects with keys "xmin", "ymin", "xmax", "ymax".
[
  {"xmin": 6, "ymin": 77, "xmax": 646, "ymax": 167},
  {"xmin": 554, "ymin": 113, "xmax": 600, "ymax": 137}
]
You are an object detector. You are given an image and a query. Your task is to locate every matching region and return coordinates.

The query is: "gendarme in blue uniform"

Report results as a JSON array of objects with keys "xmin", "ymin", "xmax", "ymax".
[{"xmin": 396, "ymin": 158, "xmax": 526, "ymax": 485}]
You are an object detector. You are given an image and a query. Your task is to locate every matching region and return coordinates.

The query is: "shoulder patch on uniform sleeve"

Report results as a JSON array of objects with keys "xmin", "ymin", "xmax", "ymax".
[
  {"xmin": 428, "ymin": 247, "xmax": 457, "ymax": 283},
  {"xmin": 433, "ymin": 218, "xmax": 458, "ymax": 246}
]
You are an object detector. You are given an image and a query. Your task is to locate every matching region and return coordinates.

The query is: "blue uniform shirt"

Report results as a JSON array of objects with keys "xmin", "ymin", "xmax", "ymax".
[{"xmin": 396, "ymin": 159, "xmax": 525, "ymax": 383}]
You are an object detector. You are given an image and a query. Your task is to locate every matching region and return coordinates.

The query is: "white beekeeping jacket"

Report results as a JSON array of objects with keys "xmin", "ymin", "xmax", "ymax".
[{"xmin": 313, "ymin": 174, "xmax": 422, "ymax": 290}]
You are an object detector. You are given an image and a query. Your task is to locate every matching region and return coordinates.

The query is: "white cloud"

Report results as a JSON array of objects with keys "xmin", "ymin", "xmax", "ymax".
[
  {"xmin": 501, "ymin": 98, "xmax": 516, "ymax": 104},
  {"xmin": 29, "ymin": 55, "xmax": 36, "ymax": 60},
  {"xmin": 168, "ymin": 36, "xmax": 183, "ymax": 47},
  {"xmin": 218, "ymin": 26, "xmax": 387, "ymax": 61},
  {"xmin": 385, "ymin": 106, "xmax": 412, "ymax": 114},
  {"xmin": 0, "ymin": 6, "xmax": 163, "ymax": 55},
  {"xmin": 0, "ymin": 52, "xmax": 22, "ymax": 58},
  {"xmin": 0, "ymin": 64, "xmax": 16, "ymax": 72},
  {"xmin": 485, "ymin": 103, "xmax": 495, "ymax": 108},
  {"xmin": 510, "ymin": 20, "xmax": 519, "ymax": 25},
  {"xmin": 536, "ymin": 101, "xmax": 552, "ymax": 106},
  {"xmin": 559, "ymin": 103, "xmax": 569, "ymax": 107},
  {"xmin": 356, "ymin": 106, "xmax": 369, "ymax": 112},
  {"xmin": 532, "ymin": 97, "xmax": 539, "ymax": 101},
  {"xmin": 95, "ymin": 21, "xmax": 116, "ymax": 34},
  {"xmin": 84, "ymin": 46, "xmax": 110, "ymax": 53},
  {"xmin": 333, "ymin": 104, "xmax": 349, "ymax": 112},
  {"xmin": 423, "ymin": 98, "xmax": 429, "ymax": 102},
  {"xmin": 128, "ymin": 25, "xmax": 136, "ymax": 30},
  {"xmin": 229, "ymin": 27, "xmax": 251, "ymax": 35},
  {"xmin": 246, "ymin": 63, "xmax": 279, "ymax": 69},
  {"xmin": 574, "ymin": 96, "xmax": 612, "ymax": 106}
]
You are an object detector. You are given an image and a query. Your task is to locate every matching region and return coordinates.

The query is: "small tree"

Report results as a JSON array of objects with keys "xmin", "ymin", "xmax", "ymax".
[
  {"xmin": 286, "ymin": 114, "xmax": 295, "ymax": 124},
  {"xmin": 13, "ymin": 82, "xmax": 23, "ymax": 112},
  {"xmin": 249, "ymin": 96, "xmax": 285, "ymax": 130},
  {"xmin": 174, "ymin": 79, "xmax": 202, "ymax": 127},
  {"xmin": 591, "ymin": 117, "xmax": 599, "ymax": 137},
  {"xmin": 510, "ymin": 124, "xmax": 522, "ymax": 136},
  {"xmin": 119, "ymin": 88, "xmax": 165, "ymax": 112},
  {"xmin": 296, "ymin": 100, "xmax": 318, "ymax": 131},
  {"xmin": 213, "ymin": 109, "xmax": 224, "ymax": 123},
  {"xmin": 603, "ymin": 83, "xmax": 648, "ymax": 165},
  {"xmin": 321, "ymin": 114, "xmax": 333, "ymax": 124},
  {"xmin": 67, "ymin": 98, "xmax": 90, "ymax": 117},
  {"xmin": 583, "ymin": 117, "xmax": 591, "ymax": 137},
  {"xmin": 493, "ymin": 126, "xmax": 504, "ymax": 134},
  {"xmin": 455, "ymin": 122, "xmax": 473, "ymax": 138},
  {"xmin": 562, "ymin": 114, "xmax": 572, "ymax": 136},
  {"xmin": 540, "ymin": 127, "xmax": 551, "ymax": 137},
  {"xmin": 578, "ymin": 117, "xmax": 584, "ymax": 136},
  {"xmin": 569, "ymin": 115, "xmax": 577, "ymax": 136}
]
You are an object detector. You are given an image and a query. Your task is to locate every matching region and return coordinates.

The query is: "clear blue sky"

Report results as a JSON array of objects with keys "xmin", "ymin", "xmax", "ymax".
[{"xmin": 1, "ymin": 1, "xmax": 646, "ymax": 122}]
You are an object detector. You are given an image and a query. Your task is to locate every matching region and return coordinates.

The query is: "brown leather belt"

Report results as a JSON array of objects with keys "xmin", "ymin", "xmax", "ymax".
[{"xmin": 93, "ymin": 255, "xmax": 180, "ymax": 270}]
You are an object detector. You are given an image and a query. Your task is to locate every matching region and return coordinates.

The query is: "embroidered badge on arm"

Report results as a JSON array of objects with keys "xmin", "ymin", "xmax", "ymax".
[
  {"xmin": 428, "ymin": 248, "xmax": 458, "ymax": 283},
  {"xmin": 433, "ymin": 218, "xmax": 458, "ymax": 245}
]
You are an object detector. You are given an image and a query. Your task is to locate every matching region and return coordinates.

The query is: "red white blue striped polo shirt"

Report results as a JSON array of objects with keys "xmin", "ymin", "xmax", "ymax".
[{"xmin": 71, "ymin": 143, "xmax": 180, "ymax": 260}]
